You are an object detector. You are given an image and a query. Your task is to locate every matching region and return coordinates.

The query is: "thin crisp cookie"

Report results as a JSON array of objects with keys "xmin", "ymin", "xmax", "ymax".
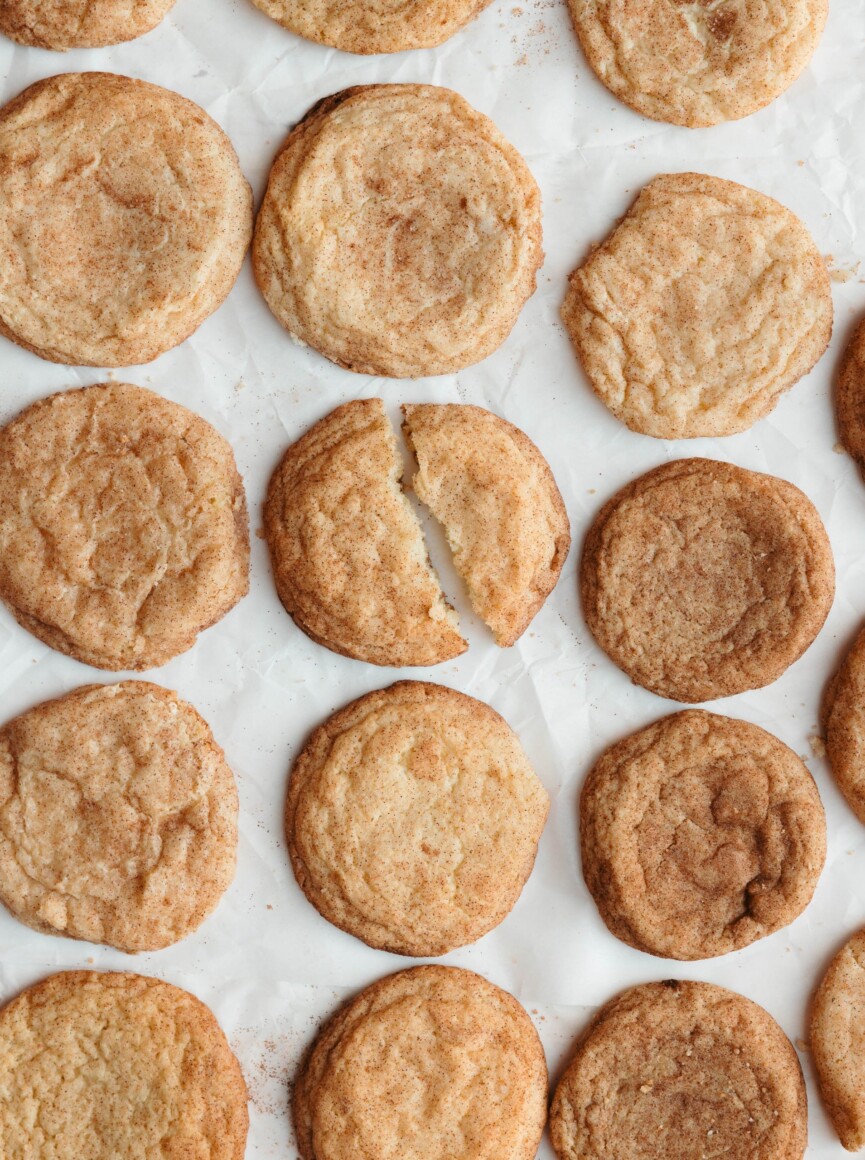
[
  {"xmin": 0, "ymin": 0, "xmax": 175, "ymax": 49},
  {"xmin": 811, "ymin": 928, "xmax": 865, "ymax": 1151}
]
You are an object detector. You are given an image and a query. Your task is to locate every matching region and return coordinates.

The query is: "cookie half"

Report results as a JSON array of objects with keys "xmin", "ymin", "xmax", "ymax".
[
  {"xmin": 822, "ymin": 624, "xmax": 865, "ymax": 824},
  {"xmin": 403, "ymin": 404, "xmax": 570, "ymax": 646},
  {"xmin": 581, "ymin": 458, "xmax": 834, "ymax": 702},
  {"xmin": 0, "ymin": 682, "xmax": 238, "ymax": 953},
  {"xmin": 249, "ymin": 0, "xmax": 493, "ymax": 53},
  {"xmin": 294, "ymin": 965, "xmax": 547, "ymax": 1160},
  {"xmin": 287, "ymin": 681, "xmax": 549, "ymax": 956},
  {"xmin": 265, "ymin": 399, "xmax": 466, "ymax": 666},
  {"xmin": 811, "ymin": 929, "xmax": 865, "ymax": 1151},
  {"xmin": 0, "ymin": 0, "xmax": 175, "ymax": 49},
  {"xmin": 0, "ymin": 971, "xmax": 248, "ymax": 1158},
  {"xmin": 836, "ymin": 318, "xmax": 865, "ymax": 481},
  {"xmin": 0, "ymin": 382, "xmax": 249, "ymax": 670},
  {"xmin": 0, "ymin": 73, "xmax": 252, "ymax": 367},
  {"xmin": 581, "ymin": 710, "xmax": 826, "ymax": 960},
  {"xmin": 568, "ymin": 0, "xmax": 827, "ymax": 128},
  {"xmin": 253, "ymin": 85, "xmax": 542, "ymax": 378},
  {"xmin": 563, "ymin": 173, "xmax": 832, "ymax": 438},
  {"xmin": 551, "ymin": 980, "xmax": 807, "ymax": 1160}
]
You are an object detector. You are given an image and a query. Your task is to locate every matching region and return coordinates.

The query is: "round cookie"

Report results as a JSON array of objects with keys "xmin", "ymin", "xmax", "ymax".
[
  {"xmin": 0, "ymin": 681, "xmax": 238, "ymax": 953},
  {"xmin": 287, "ymin": 681, "xmax": 549, "ymax": 956},
  {"xmin": 402, "ymin": 404, "xmax": 570, "ymax": 647},
  {"xmin": 567, "ymin": 0, "xmax": 827, "ymax": 128},
  {"xmin": 294, "ymin": 965, "xmax": 547, "ymax": 1160},
  {"xmin": 0, "ymin": 0, "xmax": 175, "ymax": 49},
  {"xmin": 822, "ymin": 624, "xmax": 865, "ymax": 825},
  {"xmin": 581, "ymin": 458, "xmax": 834, "ymax": 702},
  {"xmin": 562, "ymin": 173, "xmax": 832, "ymax": 439},
  {"xmin": 0, "ymin": 971, "xmax": 248, "ymax": 1158},
  {"xmin": 265, "ymin": 399, "xmax": 466, "ymax": 666},
  {"xmin": 249, "ymin": 0, "xmax": 493, "ymax": 54},
  {"xmin": 0, "ymin": 382, "xmax": 249, "ymax": 671},
  {"xmin": 580, "ymin": 710, "xmax": 826, "ymax": 960},
  {"xmin": 253, "ymin": 84, "xmax": 542, "ymax": 378},
  {"xmin": 551, "ymin": 980, "xmax": 807, "ymax": 1160},
  {"xmin": 811, "ymin": 928, "xmax": 865, "ymax": 1151},
  {"xmin": 0, "ymin": 73, "xmax": 252, "ymax": 367},
  {"xmin": 836, "ymin": 317, "xmax": 865, "ymax": 480}
]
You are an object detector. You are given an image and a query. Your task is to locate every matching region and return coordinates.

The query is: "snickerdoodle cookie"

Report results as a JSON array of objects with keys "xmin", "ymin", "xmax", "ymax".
[
  {"xmin": 0, "ymin": 382, "xmax": 249, "ymax": 670},
  {"xmin": 581, "ymin": 710, "xmax": 826, "ymax": 960},
  {"xmin": 0, "ymin": 0, "xmax": 175, "ymax": 49},
  {"xmin": 0, "ymin": 73, "xmax": 252, "ymax": 367},
  {"xmin": 811, "ymin": 928, "xmax": 865, "ymax": 1151},
  {"xmin": 403, "ymin": 404, "xmax": 570, "ymax": 646},
  {"xmin": 0, "ymin": 971, "xmax": 248, "ymax": 1158},
  {"xmin": 551, "ymin": 980, "xmax": 807, "ymax": 1160},
  {"xmin": 0, "ymin": 682, "xmax": 238, "ymax": 953},
  {"xmin": 265, "ymin": 399, "xmax": 466, "ymax": 666},
  {"xmin": 250, "ymin": 0, "xmax": 492, "ymax": 54},
  {"xmin": 822, "ymin": 624, "xmax": 865, "ymax": 825},
  {"xmin": 562, "ymin": 174, "xmax": 832, "ymax": 438},
  {"xmin": 294, "ymin": 966, "xmax": 547, "ymax": 1160},
  {"xmin": 836, "ymin": 318, "xmax": 865, "ymax": 480},
  {"xmin": 287, "ymin": 681, "xmax": 549, "ymax": 956},
  {"xmin": 567, "ymin": 0, "xmax": 826, "ymax": 128},
  {"xmin": 253, "ymin": 85, "xmax": 542, "ymax": 378},
  {"xmin": 581, "ymin": 458, "xmax": 834, "ymax": 702}
]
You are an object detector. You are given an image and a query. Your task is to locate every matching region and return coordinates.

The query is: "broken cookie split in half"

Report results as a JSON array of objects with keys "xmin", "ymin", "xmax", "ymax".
[{"xmin": 264, "ymin": 399, "xmax": 570, "ymax": 666}]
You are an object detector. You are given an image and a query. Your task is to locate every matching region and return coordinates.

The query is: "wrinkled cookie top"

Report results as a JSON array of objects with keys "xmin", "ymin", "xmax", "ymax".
[
  {"xmin": 581, "ymin": 709, "xmax": 826, "ymax": 959},
  {"xmin": 836, "ymin": 318, "xmax": 865, "ymax": 478},
  {"xmin": 253, "ymin": 84, "xmax": 542, "ymax": 378},
  {"xmin": 288, "ymin": 681, "xmax": 549, "ymax": 955},
  {"xmin": 0, "ymin": 0, "xmax": 175, "ymax": 49},
  {"xmin": 0, "ymin": 971, "xmax": 248, "ymax": 1159},
  {"xmin": 0, "ymin": 681, "xmax": 238, "ymax": 952},
  {"xmin": 823, "ymin": 623, "xmax": 865, "ymax": 824},
  {"xmin": 581, "ymin": 458, "xmax": 834, "ymax": 701},
  {"xmin": 0, "ymin": 72, "xmax": 252, "ymax": 366},
  {"xmin": 568, "ymin": 0, "xmax": 827, "ymax": 127},
  {"xmin": 0, "ymin": 382, "xmax": 249, "ymax": 670},
  {"xmin": 811, "ymin": 929, "xmax": 865, "ymax": 1151},
  {"xmin": 294, "ymin": 966, "xmax": 547, "ymax": 1160},
  {"xmin": 551, "ymin": 980, "xmax": 807, "ymax": 1160},
  {"xmin": 563, "ymin": 173, "xmax": 832, "ymax": 438}
]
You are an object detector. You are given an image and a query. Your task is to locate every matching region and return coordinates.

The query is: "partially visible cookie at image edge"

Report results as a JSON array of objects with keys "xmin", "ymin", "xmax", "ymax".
[{"xmin": 0, "ymin": 0, "xmax": 176, "ymax": 49}]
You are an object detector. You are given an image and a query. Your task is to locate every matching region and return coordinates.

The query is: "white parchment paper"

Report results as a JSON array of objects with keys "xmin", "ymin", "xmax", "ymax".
[{"xmin": 1, "ymin": 1, "xmax": 864, "ymax": 1153}]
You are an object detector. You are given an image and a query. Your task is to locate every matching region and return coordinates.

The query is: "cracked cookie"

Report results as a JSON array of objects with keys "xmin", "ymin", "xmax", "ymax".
[
  {"xmin": 0, "ymin": 681, "xmax": 238, "ymax": 953},
  {"xmin": 0, "ymin": 970, "xmax": 248, "ymax": 1158},
  {"xmin": 265, "ymin": 399, "xmax": 466, "ymax": 666},
  {"xmin": 836, "ymin": 318, "xmax": 865, "ymax": 482},
  {"xmin": 567, "ymin": 0, "xmax": 827, "ymax": 127},
  {"xmin": 249, "ymin": 0, "xmax": 493, "ymax": 54},
  {"xmin": 562, "ymin": 173, "xmax": 832, "ymax": 438},
  {"xmin": 822, "ymin": 624, "xmax": 865, "ymax": 825},
  {"xmin": 580, "ymin": 709, "xmax": 826, "ymax": 960},
  {"xmin": 287, "ymin": 681, "xmax": 549, "ymax": 956},
  {"xmin": 0, "ymin": 0, "xmax": 175, "ymax": 49},
  {"xmin": 402, "ymin": 404, "xmax": 570, "ymax": 646},
  {"xmin": 811, "ymin": 928, "xmax": 865, "ymax": 1151},
  {"xmin": 0, "ymin": 73, "xmax": 252, "ymax": 366},
  {"xmin": 294, "ymin": 965, "xmax": 547, "ymax": 1160},
  {"xmin": 0, "ymin": 382, "xmax": 249, "ymax": 670},
  {"xmin": 581, "ymin": 458, "xmax": 834, "ymax": 702},
  {"xmin": 253, "ymin": 85, "xmax": 542, "ymax": 378},
  {"xmin": 551, "ymin": 980, "xmax": 807, "ymax": 1160}
]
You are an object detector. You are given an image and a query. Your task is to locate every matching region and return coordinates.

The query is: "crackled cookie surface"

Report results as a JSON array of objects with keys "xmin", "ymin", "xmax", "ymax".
[
  {"xmin": 294, "ymin": 966, "xmax": 548, "ymax": 1160},
  {"xmin": 822, "ymin": 625, "xmax": 865, "ymax": 825},
  {"xmin": 0, "ymin": 382, "xmax": 249, "ymax": 670},
  {"xmin": 551, "ymin": 980, "xmax": 807, "ymax": 1160},
  {"xmin": 0, "ymin": 682, "xmax": 238, "ymax": 953},
  {"xmin": 0, "ymin": 0, "xmax": 175, "ymax": 49},
  {"xmin": 581, "ymin": 458, "xmax": 834, "ymax": 702},
  {"xmin": 288, "ymin": 681, "xmax": 549, "ymax": 956},
  {"xmin": 811, "ymin": 929, "xmax": 865, "ymax": 1151},
  {"xmin": 253, "ymin": 85, "xmax": 542, "ymax": 378},
  {"xmin": 563, "ymin": 174, "xmax": 832, "ymax": 438},
  {"xmin": 403, "ymin": 404, "xmax": 570, "ymax": 646},
  {"xmin": 568, "ymin": 0, "xmax": 827, "ymax": 127},
  {"xmin": 581, "ymin": 710, "xmax": 825, "ymax": 959},
  {"xmin": 250, "ymin": 0, "xmax": 493, "ymax": 53},
  {"xmin": 0, "ymin": 73, "xmax": 252, "ymax": 366},
  {"xmin": 265, "ymin": 399, "xmax": 466, "ymax": 666},
  {"xmin": 836, "ymin": 318, "xmax": 865, "ymax": 481},
  {"xmin": 0, "ymin": 971, "xmax": 248, "ymax": 1159}
]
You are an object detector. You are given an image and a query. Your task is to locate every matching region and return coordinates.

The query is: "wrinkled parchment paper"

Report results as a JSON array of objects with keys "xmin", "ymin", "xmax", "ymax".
[{"xmin": 1, "ymin": 1, "xmax": 865, "ymax": 1153}]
